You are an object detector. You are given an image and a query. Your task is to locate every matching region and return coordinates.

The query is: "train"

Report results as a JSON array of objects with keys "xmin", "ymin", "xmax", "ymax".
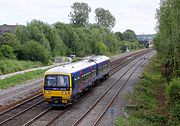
[{"xmin": 42, "ymin": 55, "xmax": 110, "ymax": 107}]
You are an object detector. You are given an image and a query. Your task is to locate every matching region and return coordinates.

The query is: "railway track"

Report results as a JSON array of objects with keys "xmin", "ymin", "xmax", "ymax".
[
  {"xmin": 92, "ymin": 52, "xmax": 155, "ymax": 126},
  {"xmin": 71, "ymin": 52, "xmax": 153, "ymax": 126},
  {"xmin": 0, "ymin": 49, "xmax": 153, "ymax": 126},
  {"xmin": 21, "ymin": 51, "xmax": 154, "ymax": 126}
]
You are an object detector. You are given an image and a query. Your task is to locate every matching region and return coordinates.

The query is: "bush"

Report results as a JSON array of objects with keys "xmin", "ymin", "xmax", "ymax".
[
  {"xmin": 18, "ymin": 40, "xmax": 51, "ymax": 64},
  {"xmin": 0, "ymin": 32, "xmax": 20, "ymax": 50},
  {"xmin": 166, "ymin": 78, "xmax": 180, "ymax": 123},
  {"xmin": 0, "ymin": 45, "xmax": 15, "ymax": 59},
  {"xmin": 0, "ymin": 59, "xmax": 43, "ymax": 75},
  {"xmin": 166, "ymin": 78, "xmax": 180, "ymax": 103},
  {"xmin": 0, "ymin": 69, "xmax": 46, "ymax": 89},
  {"xmin": 171, "ymin": 103, "xmax": 180, "ymax": 121},
  {"xmin": 95, "ymin": 41, "xmax": 107, "ymax": 55}
]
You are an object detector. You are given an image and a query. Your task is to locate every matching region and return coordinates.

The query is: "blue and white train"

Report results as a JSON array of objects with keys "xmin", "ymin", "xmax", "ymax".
[{"xmin": 43, "ymin": 55, "xmax": 110, "ymax": 106}]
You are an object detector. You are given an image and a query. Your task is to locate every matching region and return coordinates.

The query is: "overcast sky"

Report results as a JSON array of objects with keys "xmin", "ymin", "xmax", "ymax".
[{"xmin": 0, "ymin": 0, "xmax": 160, "ymax": 34}]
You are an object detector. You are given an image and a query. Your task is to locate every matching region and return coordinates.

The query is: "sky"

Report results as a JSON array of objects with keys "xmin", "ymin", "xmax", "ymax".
[{"xmin": 0, "ymin": 0, "xmax": 160, "ymax": 34}]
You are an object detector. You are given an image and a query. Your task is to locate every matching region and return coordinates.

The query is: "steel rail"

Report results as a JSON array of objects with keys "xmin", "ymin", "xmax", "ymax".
[
  {"xmin": 0, "ymin": 49, "xmax": 153, "ymax": 126},
  {"xmin": 0, "ymin": 48, "xmax": 152, "ymax": 115},
  {"xmin": 37, "ymin": 51, "xmax": 152, "ymax": 126},
  {"xmin": 44, "ymin": 51, "xmax": 152, "ymax": 126},
  {"xmin": 92, "ymin": 53, "xmax": 154, "ymax": 126},
  {"xmin": 0, "ymin": 99, "xmax": 45, "ymax": 125},
  {"xmin": 0, "ymin": 92, "xmax": 42, "ymax": 115},
  {"xmin": 71, "ymin": 58, "xmax": 142, "ymax": 126}
]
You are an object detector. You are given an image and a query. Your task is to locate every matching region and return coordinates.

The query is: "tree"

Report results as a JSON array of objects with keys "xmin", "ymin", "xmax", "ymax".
[
  {"xmin": 69, "ymin": 2, "xmax": 91, "ymax": 27},
  {"xmin": 16, "ymin": 25, "xmax": 31, "ymax": 44},
  {"xmin": 48, "ymin": 29, "xmax": 67, "ymax": 56},
  {"xmin": 27, "ymin": 20, "xmax": 51, "ymax": 51},
  {"xmin": 0, "ymin": 45, "xmax": 15, "ymax": 59},
  {"xmin": 95, "ymin": 8, "xmax": 116, "ymax": 29},
  {"xmin": 154, "ymin": 0, "xmax": 180, "ymax": 81},
  {"xmin": 122, "ymin": 29, "xmax": 137, "ymax": 42},
  {"xmin": 95, "ymin": 41, "xmax": 107, "ymax": 55},
  {"xmin": 115, "ymin": 32, "xmax": 123, "ymax": 41},
  {"xmin": 18, "ymin": 40, "xmax": 51, "ymax": 64},
  {"xmin": 0, "ymin": 32, "xmax": 20, "ymax": 50}
]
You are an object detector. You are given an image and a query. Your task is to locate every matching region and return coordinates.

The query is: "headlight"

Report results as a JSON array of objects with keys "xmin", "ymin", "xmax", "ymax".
[
  {"xmin": 62, "ymin": 91, "xmax": 69, "ymax": 95},
  {"xmin": 44, "ymin": 91, "xmax": 51, "ymax": 94}
]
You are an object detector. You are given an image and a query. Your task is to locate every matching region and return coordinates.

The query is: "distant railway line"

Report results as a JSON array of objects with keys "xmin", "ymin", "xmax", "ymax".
[{"xmin": 0, "ymin": 49, "xmax": 153, "ymax": 126}]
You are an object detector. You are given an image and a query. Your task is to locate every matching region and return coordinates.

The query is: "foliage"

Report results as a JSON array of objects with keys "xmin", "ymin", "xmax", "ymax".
[
  {"xmin": 95, "ymin": 7, "xmax": 116, "ymax": 29},
  {"xmin": 0, "ymin": 59, "xmax": 43, "ymax": 75},
  {"xmin": 116, "ymin": 57, "xmax": 169, "ymax": 126},
  {"xmin": 26, "ymin": 20, "xmax": 51, "ymax": 51},
  {"xmin": 115, "ymin": 32, "xmax": 123, "ymax": 41},
  {"xmin": 54, "ymin": 22, "xmax": 140, "ymax": 56},
  {"xmin": 154, "ymin": 1, "xmax": 180, "ymax": 124},
  {"xmin": 154, "ymin": 0, "xmax": 180, "ymax": 81},
  {"xmin": 17, "ymin": 40, "xmax": 51, "ymax": 64},
  {"xmin": 0, "ymin": 32, "xmax": 20, "ymax": 50},
  {"xmin": 0, "ymin": 2, "xmax": 141, "ymax": 66},
  {"xmin": 166, "ymin": 78, "xmax": 180, "ymax": 123},
  {"xmin": 0, "ymin": 45, "xmax": 15, "ymax": 59},
  {"xmin": 16, "ymin": 25, "xmax": 31, "ymax": 44},
  {"xmin": 166, "ymin": 78, "xmax": 180, "ymax": 103},
  {"xmin": 0, "ymin": 69, "xmax": 46, "ymax": 89},
  {"xmin": 95, "ymin": 41, "xmax": 107, "ymax": 55},
  {"xmin": 69, "ymin": 2, "xmax": 91, "ymax": 27},
  {"xmin": 123, "ymin": 29, "xmax": 137, "ymax": 42},
  {"xmin": 116, "ymin": 57, "xmax": 180, "ymax": 126}
]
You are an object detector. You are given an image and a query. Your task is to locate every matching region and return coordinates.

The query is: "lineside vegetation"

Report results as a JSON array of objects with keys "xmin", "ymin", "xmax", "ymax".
[
  {"xmin": 0, "ymin": 69, "xmax": 46, "ymax": 89},
  {"xmin": 0, "ymin": 2, "xmax": 142, "ymax": 75},
  {"xmin": 116, "ymin": 0, "xmax": 180, "ymax": 125}
]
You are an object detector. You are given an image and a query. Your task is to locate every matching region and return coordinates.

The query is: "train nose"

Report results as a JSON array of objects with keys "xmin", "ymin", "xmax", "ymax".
[{"xmin": 51, "ymin": 97, "xmax": 62, "ymax": 104}]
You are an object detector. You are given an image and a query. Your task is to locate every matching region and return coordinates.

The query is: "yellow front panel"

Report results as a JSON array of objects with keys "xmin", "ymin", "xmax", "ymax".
[
  {"xmin": 43, "ymin": 90, "xmax": 71, "ymax": 99},
  {"xmin": 42, "ymin": 73, "xmax": 72, "ymax": 104}
]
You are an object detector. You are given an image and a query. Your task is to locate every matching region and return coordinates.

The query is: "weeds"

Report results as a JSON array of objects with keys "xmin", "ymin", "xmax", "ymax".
[
  {"xmin": 0, "ymin": 69, "xmax": 46, "ymax": 89},
  {"xmin": 0, "ymin": 59, "xmax": 43, "ymax": 75},
  {"xmin": 116, "ymin": 57, "xmax": 170, "ymax": 126}
]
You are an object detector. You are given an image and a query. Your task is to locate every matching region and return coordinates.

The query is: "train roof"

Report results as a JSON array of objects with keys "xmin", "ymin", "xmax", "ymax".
[
  {"xmin": 45, "ymin": 59, "xmax": 96, "ymax": 74},
  {"xmin": 90, "ymin": 55, "xmax": 110, "ymax": 63},
  {"xmin": 45, "ymin": 55, "xmax": 110, "ymax": 75}
]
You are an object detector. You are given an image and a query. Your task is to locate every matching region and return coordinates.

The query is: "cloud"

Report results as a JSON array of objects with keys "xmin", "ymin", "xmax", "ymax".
[{"xmin": 0, "ymin": 0, "xmax": 160, "ymax": 34}]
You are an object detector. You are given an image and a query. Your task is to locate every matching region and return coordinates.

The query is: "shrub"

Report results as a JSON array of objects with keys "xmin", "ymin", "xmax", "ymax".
[
  {"xmin": 0, "ymin": 59, "xmax": 43, "ymax": 75},
  {"xmin": 17, "ymin": 40, "xmax": 51, "ymax": 64},
  {"xmin": 0, "ymin": 45, "xmax": 15, "ymax": 59},
  {"xmin": 0, "ymin": 32, "xmax": 20, "ymax": 50},
  {"xmin": 95, "ymin": 41, "xmax": 107, "ymax": 55},
  {"xmin": 166, "ymin": 78, "xmax": 180, "ymax": 123},
  {"xmin": 166, "ymin": 78, "xmax": 180, "ymax": 103},
  {"xmin": 171, "ymin": 103, "xmax": 180, "ymax": 121}
]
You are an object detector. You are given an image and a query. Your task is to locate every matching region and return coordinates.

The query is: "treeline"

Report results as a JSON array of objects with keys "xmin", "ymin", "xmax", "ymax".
[
  {"xmin": 154, "ymin": 0, "xmax": 180, "ymax": 125},
  {"xmin": 0, "ymin": 2, "xmax": 140, "ymax": 65}
]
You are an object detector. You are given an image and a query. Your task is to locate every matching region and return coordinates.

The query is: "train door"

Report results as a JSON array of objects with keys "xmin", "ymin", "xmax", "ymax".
[{"xmin": 95, "ymin": 63, "xmax": 99, "ymax": 78}]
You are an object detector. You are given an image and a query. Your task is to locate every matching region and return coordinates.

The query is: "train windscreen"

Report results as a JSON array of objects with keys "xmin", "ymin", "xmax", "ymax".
[{"xmin": 45, "ymin": 75, "xmax": 70, "ymax": 89}]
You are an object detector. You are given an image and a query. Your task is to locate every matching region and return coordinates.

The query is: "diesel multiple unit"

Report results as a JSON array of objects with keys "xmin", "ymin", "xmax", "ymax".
[{"xmin": 43, "ymin": 55, "xmax": 110, "ymax": 107}]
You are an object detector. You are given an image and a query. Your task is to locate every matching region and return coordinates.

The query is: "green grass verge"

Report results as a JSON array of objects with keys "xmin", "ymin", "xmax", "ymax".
[
  {"xmin": 115, "ymin": 57, "xmax": 169, "ymax": 126},
  {"xmin": 0, "ymin": 69, "xmax": 46, "ymax": 89},
  {"xmin": 0, "ymin": 59, "xmax": 44, "ymax": 75}
]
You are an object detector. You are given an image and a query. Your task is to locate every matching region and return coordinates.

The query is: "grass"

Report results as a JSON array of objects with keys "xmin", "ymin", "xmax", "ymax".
[
  {"xmin": 0, "ymin": 59, "xmax": 44, "ymax": 75},
  {"xmin": 0, "ymin": 69, "xmax": 46, "ymax": 89},
  {"xmin": 116, "ymin": 57, "xmax": 170, "ymax": 126}
]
